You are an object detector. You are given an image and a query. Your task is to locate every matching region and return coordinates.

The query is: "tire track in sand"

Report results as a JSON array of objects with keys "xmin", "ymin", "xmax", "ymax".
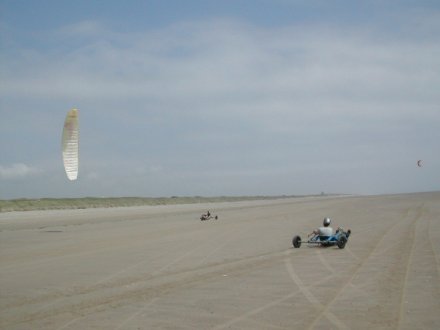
[
  {"xmin": 212, "ymin": 249, "xmax": 336, "ymax": 330},
  {"xmin": 55, "ymin": 225, "xmax": 236, "ymax": 330},
  {"xmin": 427, "ymin": 209, "xmax": 440, "ymax": 275},
  {"xmin": 397, "ymin": 204, "xmax": 440, "ymax": 329},
  {"xmin": 305, "ymin": 203, "xmax": 422, "ymax": 330},
  {"xmin": 396, "ymin": 204, "xmax": 424, "ymax": 329},
  {"xmin": 284, "ymin": 249, "xmax": 350, "ymax": 330},
  {"xmin": 281, "ymin": 205, "xmax": 413, "ymax": 329},
  {"xmin": 114, "ymin": 222, "xmax": 252, "ymax": 330}
]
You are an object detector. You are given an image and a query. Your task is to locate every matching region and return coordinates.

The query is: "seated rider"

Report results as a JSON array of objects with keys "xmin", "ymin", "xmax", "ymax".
[{"xmin": 309, "ymin": 217, "xmax": 333, "ymax": 240}]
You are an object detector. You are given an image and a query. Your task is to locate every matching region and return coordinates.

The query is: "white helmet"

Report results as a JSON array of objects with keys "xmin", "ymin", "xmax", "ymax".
[{"xmin": 323, "ymin": 217, "xmax": 331, "ymax": 227}]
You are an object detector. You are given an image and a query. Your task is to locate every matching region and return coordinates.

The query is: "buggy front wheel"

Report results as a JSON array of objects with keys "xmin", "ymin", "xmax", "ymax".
[{"xmin": 292, "ymin": 235, "xmax": 302, "ymax": 248}]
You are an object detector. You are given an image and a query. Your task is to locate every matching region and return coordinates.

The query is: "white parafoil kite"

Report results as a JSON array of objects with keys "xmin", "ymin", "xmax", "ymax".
[{"xmin": 62, "ymin": 108, "xmax": 79, "ymax": 180}]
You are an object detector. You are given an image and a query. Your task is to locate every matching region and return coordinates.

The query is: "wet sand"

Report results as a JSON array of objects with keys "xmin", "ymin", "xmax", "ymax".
[{"xmin": 1, "ymin": 192, "xmax": 439, "ymax": 329}]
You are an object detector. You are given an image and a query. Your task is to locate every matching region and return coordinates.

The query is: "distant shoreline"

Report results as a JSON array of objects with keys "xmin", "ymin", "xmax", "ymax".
[{"xmin": 0, "ymin": 195, "xmax": 334, "ymax": 213}]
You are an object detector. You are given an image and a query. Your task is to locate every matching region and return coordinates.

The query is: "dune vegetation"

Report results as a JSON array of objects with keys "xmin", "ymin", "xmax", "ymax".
[{"xmin": 0, "ymin": 195, "xmax": 308, "ymax": 212}]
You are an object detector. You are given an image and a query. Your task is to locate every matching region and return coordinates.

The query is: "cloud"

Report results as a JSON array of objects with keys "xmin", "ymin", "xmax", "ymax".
[
  {"xmin": 1, "ymin": 14, "xmax": 439, "ymax": 197},
  {"xmin": 1, "ymin": 17, "xmax": 439, "ymax": 113},
  {"xmin": 0, "ymin": 163, "xmax": 41, "ymax": 180},
  {"xmin": 56, "ymin": 20, "xmax": 108, "ymax": 38}
]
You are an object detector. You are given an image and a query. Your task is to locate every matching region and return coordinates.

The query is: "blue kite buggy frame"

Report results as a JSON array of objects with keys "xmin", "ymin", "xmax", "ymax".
[{"xmin": 292, "ymin": 228, "xmax": 351, "ymax": 249}]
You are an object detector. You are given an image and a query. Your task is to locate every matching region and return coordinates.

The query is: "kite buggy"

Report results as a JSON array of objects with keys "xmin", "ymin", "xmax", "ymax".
[
  {"xmin": 200, "ymin": 211, "xmax": 218, "ymax": 221},
  {"xmin": 292, "ymin": 217, "xmax": 351, "ymax": 249}
]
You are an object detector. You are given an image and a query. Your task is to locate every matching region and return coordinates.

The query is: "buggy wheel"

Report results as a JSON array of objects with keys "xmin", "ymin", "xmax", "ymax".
[
  {"xmin": 337, "ymin": 235, "xmax": 347, "ymax": 249},
  {"xmin": 292, "ymin": 235, "xmax": 302, "ymax": 248}
]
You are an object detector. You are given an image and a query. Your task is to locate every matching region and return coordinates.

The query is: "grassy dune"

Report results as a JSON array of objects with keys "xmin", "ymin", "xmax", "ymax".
[{"xmin": 0, "ymin": 195, "xmax": 307, "ymax": 213}]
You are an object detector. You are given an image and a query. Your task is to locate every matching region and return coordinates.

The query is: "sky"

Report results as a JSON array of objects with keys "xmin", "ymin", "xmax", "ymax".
[{"xmin": 1, "ymin": 0, "xmax": 439, "ymax": 199}]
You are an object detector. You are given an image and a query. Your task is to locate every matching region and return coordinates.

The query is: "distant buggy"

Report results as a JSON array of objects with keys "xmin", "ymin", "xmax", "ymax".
[
  {"xmin": 292, "ymin": 228, "xmax": 351, "ymax": 249},
  {"xmin": 200, "ymin": 212, "xmax": 218, "ymax": 221}
]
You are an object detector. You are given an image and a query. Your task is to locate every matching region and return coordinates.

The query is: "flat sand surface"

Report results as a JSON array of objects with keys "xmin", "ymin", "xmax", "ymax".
[{"xmin": 1, "ymin": 193, "xmax": 439, "ymax": 329}]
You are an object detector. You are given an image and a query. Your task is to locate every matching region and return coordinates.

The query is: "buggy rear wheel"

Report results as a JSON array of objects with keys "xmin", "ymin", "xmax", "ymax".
[
  {"xmin": 292, "ymin": 235, "xmax": 302, "ymax": 248},
  {"xmin": 337, "ymin": 235, "xmax": 347, "ymax": 249}
]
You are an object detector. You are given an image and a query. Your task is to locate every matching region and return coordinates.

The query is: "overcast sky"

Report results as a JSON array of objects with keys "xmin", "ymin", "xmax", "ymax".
[{"xmin": 1, "ymin": 0, "xmax": 439, "ymax": 199}]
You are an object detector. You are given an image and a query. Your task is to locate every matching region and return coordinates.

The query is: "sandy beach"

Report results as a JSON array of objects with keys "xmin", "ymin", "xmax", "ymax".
[{"xmin": 1, "ymin": 192, "xmax": 439, "ymax": 329}]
